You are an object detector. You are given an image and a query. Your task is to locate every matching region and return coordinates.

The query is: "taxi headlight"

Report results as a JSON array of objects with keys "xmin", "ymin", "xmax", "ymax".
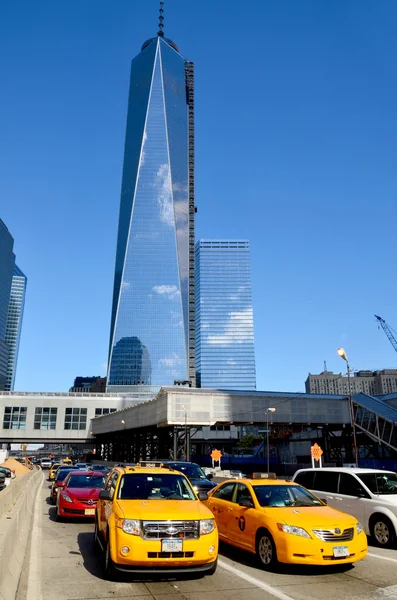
[
  {"xmin": 277, "ymin": 524, "xmax": 311, "ymax": 538},
  {"xmin": 60, "ymin": 493, "xmax": 73, "ymax": 503},
  {"xmin": 356, "ymin": 522, "xmax": 364, "ymax": 535},
  {"xmin": 120, "ymin": 519, "xmax": 141, "ymax": 535},
  {"xmin": 200, "ymin": 519, "xmax": 215, "ymax": 535}
]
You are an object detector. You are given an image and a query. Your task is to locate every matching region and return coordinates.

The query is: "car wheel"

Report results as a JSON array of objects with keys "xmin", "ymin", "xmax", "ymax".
[
  {"xmin": 371, "ymin": 515, "xmax": 396, "ymax": 548},
  {"xmin": 55, "ymin": 509, "xmax": 63, "ymax": 523},
  {"xmin": 94, "ymin": 520, "xmax": 101, "ymax": 550},
  {"xmin": 104, "ymin": 536, "xmax": 117, "ymax": 580},
  {"xmin": 256, "ymin": 530, "xmax": 278, "ymax": 569}
]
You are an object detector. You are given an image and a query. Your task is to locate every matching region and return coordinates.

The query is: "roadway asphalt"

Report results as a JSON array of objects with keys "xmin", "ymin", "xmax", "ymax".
[{"xmin": 16, "ymin": 474, "xmax": 397, "ymax": 600}]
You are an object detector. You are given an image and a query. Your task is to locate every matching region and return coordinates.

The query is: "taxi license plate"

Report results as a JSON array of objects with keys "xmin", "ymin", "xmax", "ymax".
[
  {"xmin": 333, "ymin": 546, "xmax": 349, "ymax": 558},
  {"xmin": 84, "ymin": 509, "xmax": 95, "ymax": 515},
  {"xmin": 162, "ymin": 540, "xmax": 183, "ymax": 553}
]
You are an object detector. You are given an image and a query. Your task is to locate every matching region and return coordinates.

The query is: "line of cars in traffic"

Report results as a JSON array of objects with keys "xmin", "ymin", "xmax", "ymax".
[{"xmin": 43, "ymin": 458, "xmax": 397, "ymax": 580}]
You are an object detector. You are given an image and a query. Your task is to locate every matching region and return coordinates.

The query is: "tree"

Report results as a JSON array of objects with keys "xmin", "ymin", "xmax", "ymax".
[{"xmin": 237, "ymin": 434, "xmax": 256, "ymax": 448}]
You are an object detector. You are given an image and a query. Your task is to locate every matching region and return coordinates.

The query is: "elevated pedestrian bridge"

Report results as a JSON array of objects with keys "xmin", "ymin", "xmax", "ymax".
[{"xmin": 354, "ymin": 392, "xmax": 397, "ymax": 453}]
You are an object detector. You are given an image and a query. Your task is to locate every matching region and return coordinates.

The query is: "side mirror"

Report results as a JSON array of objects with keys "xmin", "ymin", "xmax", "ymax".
[
  {"xmin": 320, "ymin": 498, "xmax": 327, "ymax": 505},
  {"xmin": 239, "ymin": 499, "xmax": 254, "ymax": 508},
  {"xmin": 198, "ymin": 491, "xmax": 208, "ymax": 501},
  {"xmin": 357, "ymin": 491, "xmax": 367, "ymax": 498},
  {"xmin": 207, "ymin": 473, "xmax": 214, "ymax": 480},
  {"xmin": 99, "ymin": 489, "xmax": 112, "ymax": 501}
]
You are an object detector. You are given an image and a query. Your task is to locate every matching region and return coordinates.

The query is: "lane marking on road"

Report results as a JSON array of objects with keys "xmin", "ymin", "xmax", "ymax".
[
  {"xmin": 26, "ymin": 471, "xmax": 45, "ymax": 600},
  {"xmin": 218, "ymin": 559, "xmax": 295, "ymax": 600},
  {"xmin": 368, "ymin": 552, "xmax": 397, "ymax": 564}
]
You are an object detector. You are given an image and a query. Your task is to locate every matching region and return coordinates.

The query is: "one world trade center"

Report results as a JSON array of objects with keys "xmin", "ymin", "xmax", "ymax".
[{"xmin": 107, "ymin": 5, "xmax": 195, "ymax": 389}]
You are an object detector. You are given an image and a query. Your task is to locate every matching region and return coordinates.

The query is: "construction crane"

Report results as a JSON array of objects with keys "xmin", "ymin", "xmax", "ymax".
[{"xmin": 375, "ymin": 315, "xmax": 397, "ymax": 354}]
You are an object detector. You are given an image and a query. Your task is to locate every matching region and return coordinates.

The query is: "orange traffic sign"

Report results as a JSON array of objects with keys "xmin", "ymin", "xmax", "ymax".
[
  {"xmin": 210, "ymin": 449, "xmax": 222, "ymax": 462},
  {"xmin": 311, "ymin": 443, "xmax": 323, "ymax": 461}
]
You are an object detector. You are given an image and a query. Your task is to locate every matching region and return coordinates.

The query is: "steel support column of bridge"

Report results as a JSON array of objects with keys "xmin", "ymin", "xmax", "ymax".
[{"xmin": 95, "ymin": 425, "xmax": 191, "ymax": 463}]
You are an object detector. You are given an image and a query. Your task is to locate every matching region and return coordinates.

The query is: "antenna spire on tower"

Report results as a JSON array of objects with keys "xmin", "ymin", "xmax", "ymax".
[{"xmin": 158, "ymin": 1, "xmax": 164, "ymax": 37}]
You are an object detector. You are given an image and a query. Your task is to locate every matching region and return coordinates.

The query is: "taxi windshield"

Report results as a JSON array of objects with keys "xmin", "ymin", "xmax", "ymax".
[
  {"xmin": 66, "ymin": 475, "xmax": 106, "ymax": 488},
  {"xmin": 167, "ymin": 464, "xmax": 207, "ymax": 480},
  {"xmin": 118, "ymin": 473, "xmax": 196, "ymax": 500},
  {"xmin": 253, "ymin": 484, "xmax": 324, "ymax": 508},
  {"xmin": 356, "ymin": 472, "xmax": 397, "ymax": 495}
]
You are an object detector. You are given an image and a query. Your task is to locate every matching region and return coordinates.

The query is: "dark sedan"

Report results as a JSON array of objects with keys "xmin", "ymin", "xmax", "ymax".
[
  {"xmin": 50, "ymin": 469, "xmax": 76, "ymax": 504},
  {"xmin": 162, "ymin": 461, "xmax": 217, "ymax": 494}
]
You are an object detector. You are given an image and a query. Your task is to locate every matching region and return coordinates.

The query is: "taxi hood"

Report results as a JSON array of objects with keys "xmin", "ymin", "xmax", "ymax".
[
  {"xmin": 116, "ymin": 499, "xmax": 212, "ymax": 521},
  {"xmin": 268, "ymin": 505, "xmax": 357, "ymax": 528}
]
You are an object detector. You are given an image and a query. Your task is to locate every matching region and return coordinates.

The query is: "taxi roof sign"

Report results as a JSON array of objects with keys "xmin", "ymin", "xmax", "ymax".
[
  {"xmin": 136, "ymin": 461, "xmax": 164, "ymax": 468},
  {"xmin": 252, "ymin": 472, "xmax": 277, "ymax": 479}
]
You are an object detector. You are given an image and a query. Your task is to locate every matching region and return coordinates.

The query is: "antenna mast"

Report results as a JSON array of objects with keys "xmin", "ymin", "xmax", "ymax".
[{"xmin": 158, "ymin": 1, "xmax": 164, "ymax": 37}]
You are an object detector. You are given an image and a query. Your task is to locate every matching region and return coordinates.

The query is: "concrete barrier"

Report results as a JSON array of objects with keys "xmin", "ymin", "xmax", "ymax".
[{"xmin": 0, "ymin": 468, "xmax": 42, "ymax": 600}]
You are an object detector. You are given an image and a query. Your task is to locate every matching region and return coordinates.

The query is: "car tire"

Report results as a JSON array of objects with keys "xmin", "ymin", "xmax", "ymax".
[
  {"xmin": 206, "ymin": 558, "xmax": 218, "ymax": 576},
  {"xmin": 94, "ymin": 520, "xmax": 101, "ymax": 551},
  {"xmin": 104, "ymin": 535, "xmax": 117, "ymax": 580},
  {"xmin": 256, "ymin": 529, "xmax": 278, "ymax": 569},
  {"xmin": 371, "ymin": 515, "xmax": 396, "ymax": 548},
  {"xmin": 55, "ymin": 510, "xmax": 63, "ymax": 523}
]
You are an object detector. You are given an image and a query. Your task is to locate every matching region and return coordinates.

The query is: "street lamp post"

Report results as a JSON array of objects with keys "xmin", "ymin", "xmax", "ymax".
[
  {"xmin": 181, "ymin": 405, "xmax": 188, "ymax": 460},
  {"xmin": 266, "ymin": 408, "xmax": 276, "ymax": 474},
  {"xmin": 337, "ymin": 348, "xmax": 359, "ymax": 467}
]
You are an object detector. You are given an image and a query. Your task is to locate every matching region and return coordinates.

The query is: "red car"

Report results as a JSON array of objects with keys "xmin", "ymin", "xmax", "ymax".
[{"xmin": 56, "ymin": 471, "xmax": 106, "ymax": 520}]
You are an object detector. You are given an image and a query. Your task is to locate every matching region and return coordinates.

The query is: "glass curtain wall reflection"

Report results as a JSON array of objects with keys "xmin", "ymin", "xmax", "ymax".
[
  {"xmin": 195, "ymin": 240, "xmax": 256, "ymax": 390},
  {"xmin": 0, "ymin": 219, "xmax": 15, "ymax": 391},
  {"xmin": 108, "ymin": 35, "xmax": 195, "ymax": 389},
  {"xmin": 4, "ymin": 265, "xmax": 27, "ymax": 391}
]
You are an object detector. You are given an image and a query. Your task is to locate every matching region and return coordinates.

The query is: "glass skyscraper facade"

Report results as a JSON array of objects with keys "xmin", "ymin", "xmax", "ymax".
[
  {"xmin": 107, "ymin": 33, "xmax": 195, "ymax": 390},
  {"xmin": 195, "ymin": 240, "xmax": 256, "ymax": 390},
  {"xmin": 4, "ymin": 265, "xmax": 27, "ymax": 391},
  {"xmin": 0, "ymin": 219, "xmax": 15, "ymax": 391}
]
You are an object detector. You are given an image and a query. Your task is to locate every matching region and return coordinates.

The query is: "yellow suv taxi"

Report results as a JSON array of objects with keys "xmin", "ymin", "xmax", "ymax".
[{"xmin": 95, "ymin": 462, "xmax": 218, "ymax": 579}]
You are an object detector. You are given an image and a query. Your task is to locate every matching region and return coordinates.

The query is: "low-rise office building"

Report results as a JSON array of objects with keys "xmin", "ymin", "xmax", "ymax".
[{"xmin": 306, "ymin": 369, "xmax": 397, "ymax": 396}]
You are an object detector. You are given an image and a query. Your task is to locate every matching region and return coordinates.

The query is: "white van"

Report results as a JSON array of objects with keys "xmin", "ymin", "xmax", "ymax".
[{"xmin": 292, "ymin": 467, "xmax": 397, "ymax": 548}]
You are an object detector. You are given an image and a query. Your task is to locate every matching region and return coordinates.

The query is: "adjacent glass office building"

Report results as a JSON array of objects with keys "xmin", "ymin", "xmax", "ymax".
[
  {"xmin": 4, "ymin": 265, "xmax": 27, "ymax": 391},
  {"xmin": 107, "ymin": 33, "xmax": 195, "ymax": 389},
  {"xmin": 0, "ymin": 220, "xmax": 15, "ymax": 391},
  {"xmin": 195, "ymin": 240, "xmax": 256, "ymax": 390}
]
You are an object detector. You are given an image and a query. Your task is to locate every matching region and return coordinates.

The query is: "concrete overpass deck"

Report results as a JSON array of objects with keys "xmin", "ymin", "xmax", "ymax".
[{"xmin": 91, "ymin": 387, "xmax": 350, "ymax": 435}]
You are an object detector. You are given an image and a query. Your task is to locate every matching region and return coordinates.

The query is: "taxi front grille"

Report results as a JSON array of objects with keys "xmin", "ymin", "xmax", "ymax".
[
  {"xmin": 312, "ymin": 528, "xmax": 354, "ymax": 542},
  {"xmin": 142, "ymin": 521, "xmax": 199, "ymax": 540},
  {"xmin": 323, "ymin": 553, "xmax": 355, "ymax": 561},
  {"xmin": 147, "ymin": 552, "xmax": 194, "ymax": 558}
]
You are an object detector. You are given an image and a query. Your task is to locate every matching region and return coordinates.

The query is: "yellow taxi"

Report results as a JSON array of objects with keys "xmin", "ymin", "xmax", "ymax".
[
  {"xmin": 95, "ymin": 462, "xmax": 218, "ymax": 579},
  {"xmin": 62, "ymin": 458, "xmax": 73, "ymax": 465},
  {"xmin": 48, "ymin": 463, "xmax": 61, "ymax": 481},
  {"xmin": 204, "ymin": 475, "xmax": 367, "ymax": 569}
]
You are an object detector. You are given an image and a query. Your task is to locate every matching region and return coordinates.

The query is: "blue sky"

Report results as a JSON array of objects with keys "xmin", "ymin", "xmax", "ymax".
[{"xmin": 1, "ymin": 0, "xmax": 396, "ymax": 393}]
